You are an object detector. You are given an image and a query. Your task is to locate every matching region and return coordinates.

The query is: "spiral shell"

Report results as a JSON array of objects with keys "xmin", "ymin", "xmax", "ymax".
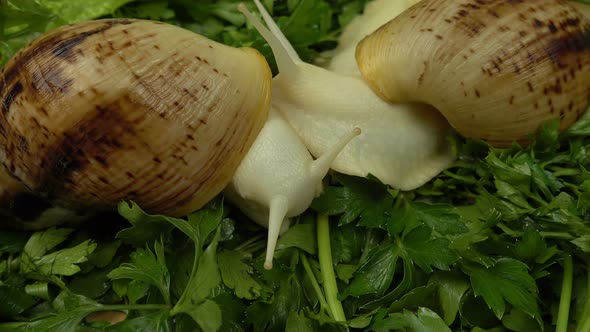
[
  {"xmin": 0, "ymin": 19, "xmax": 272, "ymax": 217},
  {"xmin": 356, "ymin": 0, "xmax": 590, "ymax": 146}
]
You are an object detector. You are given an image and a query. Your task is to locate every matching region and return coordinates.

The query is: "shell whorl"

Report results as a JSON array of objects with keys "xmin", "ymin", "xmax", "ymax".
[
  {"xmin": 0, "ymin": 19, "xmax": 272, "ymax": 216},
  {"xmin": 356, "ymin": 0, "xmax": 590, "ymax": 146}
]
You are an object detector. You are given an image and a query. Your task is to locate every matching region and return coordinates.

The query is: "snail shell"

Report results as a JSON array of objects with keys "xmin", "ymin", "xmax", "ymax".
[
  {"xmin": 356, "ymin": 0, "xmax": 590, "ymax": 147},
  {"xmin": 0, "ymin": 19, "xmax": 272, "ymax": 217}
]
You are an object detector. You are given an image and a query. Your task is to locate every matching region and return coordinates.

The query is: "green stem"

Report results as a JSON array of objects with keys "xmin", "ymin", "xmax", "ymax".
[
  {"xmin": 170, "ymin": 246, "xmax": 200, "ymax": 316},
  {"xmin": 496, "ymin": 223, "xmax": 575, "ymax": 240},
  {"xmin": 496, "ymin": 223, "xmax": 520, "ymax": 237},
  {"xmin": 557, "ymin": 255, "xmax": 574, "ymax": 332},
  {"xmin": 100, "ymin": 303, "xmax": 169, "ymax": 311},
  {"xmin": 234, "ymin": 234, "xmax": 264, "ymax": 252},
  {"xmin": 317, "ymin": 214, "xmax": 346, "ymax": 322},
  {"xmin": 529, "ymin": 192, "xmax": 548, "ymax": 206},
  {"xmin": 551, "ymin": 168, "xmax": 580, "ymax": 177},
  {"xmin": 539, "ymin": 232, "xmax": 576, "ymax": 240},
  {"xmin": 442, "ymin": 170, "xmax": 479, "ymax": 184},
  {"xmin": 0, "ymin": 322, "xmax": 27, "ymax": 331},
  {"xmin": 577, "ymin": 263, "xmax": 590, "ymax": 332},
  {"xmin": 50, "ymin": 276, "xmax": 67, "ymax": 290},
  {"xmin": 300, "ymin": 253, "xmax": 330, "ymax": 314}
]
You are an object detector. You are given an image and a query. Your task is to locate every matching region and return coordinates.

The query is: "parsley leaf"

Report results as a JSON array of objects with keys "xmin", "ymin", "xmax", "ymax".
[
  {"xmin": 218, "ymin": 250, "xmax": 264, "ymax": 300},
  {"xmin": 464, "ymin": 258, "xmax": 539, "ymax": 319},
  {"xmin": 32, "ymin": 240, "xmax": 97, "ymax": 276},
  {"xmin": 369, "ymin": 307, "xmax": 451, "ymax": 332},
  {"xmin": 400, "ymin": 226, "xmax": 459, "ymax": 273},
  {"xmin": 312, "ymin": 174, "xmax": 393, "ymax": 228},
  {"xmin": 108, "ymin": 241, "xmax": 171, "ymax": 304}
]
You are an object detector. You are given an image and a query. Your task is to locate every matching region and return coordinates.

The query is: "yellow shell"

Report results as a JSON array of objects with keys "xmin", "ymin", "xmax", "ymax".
[
  {"xmin": 0, "ymin": 19, "xmax": 272, "ymax": 217},
  {"xmin": 356, "ymin": 0, "xmax": 590, "ymax": 147}
]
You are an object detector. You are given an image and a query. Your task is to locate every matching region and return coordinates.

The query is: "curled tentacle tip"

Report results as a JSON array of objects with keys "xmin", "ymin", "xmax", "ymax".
[{"xmin": 352, "ymin": 127, "xmax": 362, "ymax": 136}]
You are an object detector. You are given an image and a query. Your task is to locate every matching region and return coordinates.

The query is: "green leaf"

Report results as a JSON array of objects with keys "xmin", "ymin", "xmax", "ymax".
[
  {"xmin": 369, "ymin": 307, "xmax": 452, "ymax": 332},
  {"xmin": 513, "ymin": 229, "xmax": 547, "ymax": 262},
  {"xmin": 401, "ymin": 226, "xmax": 459, "ymax": 273},
  {"xmin": 411, "ymin": 202, "xmax": 468, "ymax": 235},
  {"xmin": 571, "ymin": 235, "xmax": 590, "ymax": 252},
  {"xmin": 285, "ymin": 311, "xmax": 315, "ymax": 332},
  {"xmin": 465, "ymin": 258, "xmax": 539, "ymax": 319},
  {"xmin": 170, "ymin": 202, "xmax": 223, "ymax": 245},
  {"xmin": 108, "ymin": 242, "xmax": 171, "ymax": 304},
  {"xmin": 565, "ymin": 107, "xmax": 590, "ymax": 136},
  {"xmin": 342, "ymin": 243, "xmax": 399, "ymax": 298},
  {"xmin": 0, "ymin": 284, "xmax": 36, "ymax": 318},
  {"xmin": 329, "ymin": 224, "xmax": 365, "ymax": 263},
  {"xmin": 14, "ymin": 308, "xmax": 96, "ymax": 331},
  {"xmin": 459, "ymin": 291, "xmax": 501, "ymax": 328},
  {"xmin": 183, "ymin": 299, "xmax": 222, "ymax": 332},
  {"xmin": 335, "ymin": 264, "xmax": 357, "ymax": 283},
  {"xmin": 387, "ymin": 283, "xmax": 437, "ymax": 313},
  {"xmin": 22, "ymin": 227, "xmax": 73, "ymax": 259},
  {"xmin": 173, "ymin": 231, "xmax": 221, "ymax": 314},
  {"xmin": 502, "ymin": 308, "xmax": 542, "ymax": 332},
  {"xmin": 246, "ymin": 273, "xmax": 303, "ymax": 332},
  {"xmin": 106, "ymin": 310, "xmax": 171, "ymax": 332},
  {"xmin": 119, "ymin": 1, "xmax": 175, "ymax": 21},
  {"xmin": 276, "ymin": 224, "xmax": 317, "ymax": 255},
  {"xmin": 32, "ymin": 240, "xmax": 97, "ymax": 276},
  {"xmin": 312, "ymin": 174, "xmax": 393, "ymax": 228},
  {"xmin": 13, "ymin": 290, "xmax": 101, "ymax": 331},
  {"xmin": 361, "ymin": 259, "xmax": 416, "ymax": 310},
  {"xmin": 127, "ymin": 280, "xmax": 150, "ymax": 304},
  {"xmin": 0, "ymin": 231, "xmax": 29, "ymax": 253},
  {"xmin": 36, "ymin": 0, "xmax": 134, "ymax": 22},
  {"xmin": 218, "ymin": 250, "xmax": 263, "ymax": 300},
  {"xmin": 86, "ymin": 240, "xmax": 121, "ymax": 268},
  {"xmin": 69, "ymin": 268, "xmax": 112, "ymax": 300},
  {"xmin": 430, "ymin": 272, "xmax": 470, "ymax": 325},
  {"xmin": 52, "ymin": 289, "xmax": 97, "ymax": 312},
  {"xmin": 116, "ymin": 202, "xmax": 174, "ymax": 245}
]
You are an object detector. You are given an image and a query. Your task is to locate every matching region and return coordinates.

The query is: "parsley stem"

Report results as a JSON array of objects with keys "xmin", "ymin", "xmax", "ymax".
[
  {"xmin": 300, "ymin": 253, "xmax": 330, "ymax": 314},
  {"xmin": 234, "ymin": 234, "xmax": 264, "ymax": 252},
  {"xmin": 99, "ymin": 303, "xmax": 170, "ymax": 311},
  {"xmin": 497, "ymin": 223, "xmax": 574, "ymax": 240},
  {"xmin": 0, "ymin": 322, "xmax": 27, "ymax": 331},
  {"xmin": 550, "ymin": 168, "xmax": 580, "ymax": 177},
  {"xmin": 317, "ymin": 213, "xmax": 346, "ymax": 322},
  {"xmin": 539, "ymin": 232, "xmax": 576, "ymax": 240},
  {"xmin": 556, "ymin": 254, "xmax": 573, "ymax": 332},
  {"xmin": 577, "ymin": 263, "xmax": 590, "ymax": 332},
  {"xmin": 170, "ymin": 247, "xmax": 200, "ymax": 316}
]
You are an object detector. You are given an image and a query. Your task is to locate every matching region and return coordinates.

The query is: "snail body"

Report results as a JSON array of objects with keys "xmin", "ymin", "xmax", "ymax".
[
  {"xmin": 324, "ymin": 0, "xmax": 420, "ymax": 77},
  {"xmin": 356, "ymin": 0, "xmax": 590, "ymax": 147},
  {"xmin": 242, "ymin": 0, "xmax": 455, "ymax": 191},
  {"xmin": 225, "ymin": 110, "xmax": 360, "ymax": 269},
  {"xmin": 0, "ymin": 19, "xmax": 272, "ymax": 218}
]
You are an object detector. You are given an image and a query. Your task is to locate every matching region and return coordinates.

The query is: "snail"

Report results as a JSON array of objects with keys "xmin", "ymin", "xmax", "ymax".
[
  {"xmin": 355, "ymin": 0, "xmax": 590, "ymax": 147},
  {"xmin": 225, "ymin": 110, "xmax": 360, "ymax": 269},
  {"xmin": 0, "ymin": 19, "xmax": 272, "ymax": 222},
  {"xmin": 240, "ymin": 0, "xmax": 455, "ymax": 191}
]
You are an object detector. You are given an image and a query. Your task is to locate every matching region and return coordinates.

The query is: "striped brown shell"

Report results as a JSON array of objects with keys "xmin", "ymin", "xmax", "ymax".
[
  {"xmin": 0, "ymin": 19, "xmax": 272, "ymax": 217},
  {"xmin": 356, "ymin": 0, "xmax": 590, "ymax": 147}
]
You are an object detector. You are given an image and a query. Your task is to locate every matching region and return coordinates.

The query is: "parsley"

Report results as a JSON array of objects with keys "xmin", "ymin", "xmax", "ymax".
[{"xmin": 2, "ymin": 0, "xmax": 590, "ymax": 331}]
